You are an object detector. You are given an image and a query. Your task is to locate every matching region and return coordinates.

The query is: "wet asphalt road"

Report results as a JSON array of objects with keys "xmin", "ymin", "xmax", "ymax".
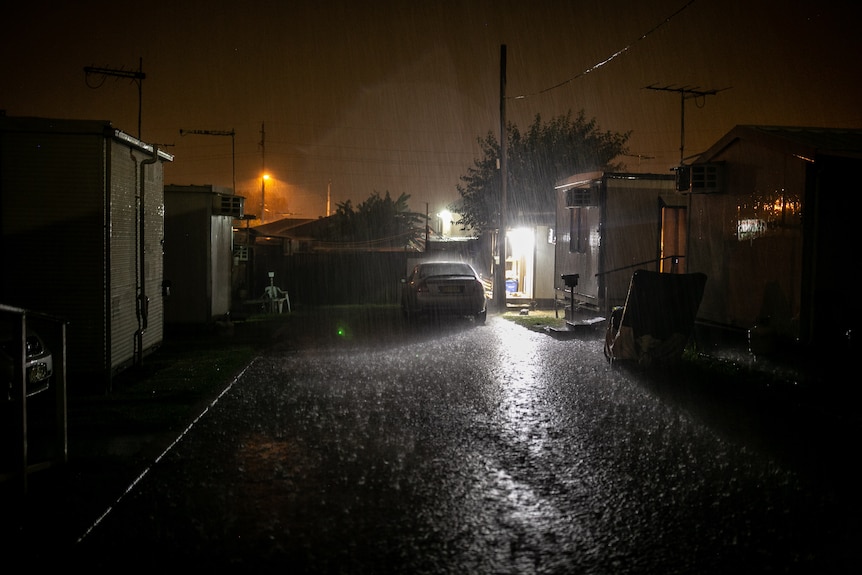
[{"xmin": 68, "ymin": 313, "xmax": 857, "ymax": 572}]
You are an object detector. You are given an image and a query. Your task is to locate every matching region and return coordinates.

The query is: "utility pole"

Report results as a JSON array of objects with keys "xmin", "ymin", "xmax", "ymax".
[
  {"xmin": 84, "ymin": 57, "xmax": 146, "ymax": 139},
  {"xmin": 259, "ymin": 122, "xmax": 266, "ymax": 223},
  {"xmin": 496, "ymin": 45, "xmax": 508, "ymax": 313},
  {"xmin": 425, "ymin": 203, "xmax": 430, "ymax": 250},
  {"xmin": 179, "ymin": 128, "xmax": 236, "ymax": 193},
  {"xmin": 644, "ymin": 84, "xmax": 729, "ymax": 163}
]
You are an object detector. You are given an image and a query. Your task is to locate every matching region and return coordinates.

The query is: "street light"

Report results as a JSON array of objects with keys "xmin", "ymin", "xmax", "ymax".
[{"xmin": 261, "ymin": 173, "xmax": 270, "ymax": 223}]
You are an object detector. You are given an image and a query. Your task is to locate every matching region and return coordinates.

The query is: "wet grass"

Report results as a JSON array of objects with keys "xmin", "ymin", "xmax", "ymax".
[{"xmin": 500, "ymin": 309, "xmax": 567, "ymax": 331}]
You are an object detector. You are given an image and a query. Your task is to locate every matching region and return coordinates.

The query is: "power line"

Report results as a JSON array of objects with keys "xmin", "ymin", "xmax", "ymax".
[{"xmin": 510, "ymin": 0, "xmax": 700, "ymax": 101}]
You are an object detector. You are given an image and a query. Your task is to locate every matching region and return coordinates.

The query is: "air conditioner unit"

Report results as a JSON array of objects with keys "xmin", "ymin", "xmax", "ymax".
[
  {"xmin": 214, "ymin": 194, "xmax": 244, "ymax": 217},
  {"xmin": 565, "ymin": 186, "xmax": 598, "ymax": 207},
  {"xmin": 675, "ymin": 165, "xmax": 691, "ymax": 191},
  {"xmin": 689, "ymin": 163, "xmax": 723, "ymax": 194}
]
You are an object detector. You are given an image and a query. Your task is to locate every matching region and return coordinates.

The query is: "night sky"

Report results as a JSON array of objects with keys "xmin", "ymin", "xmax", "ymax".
[{"xmin": 3, "ymin": 0, "xmax": 860, "ymax": 220}]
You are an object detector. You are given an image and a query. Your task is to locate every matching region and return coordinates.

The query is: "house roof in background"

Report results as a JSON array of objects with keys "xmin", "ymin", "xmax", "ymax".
[
  {"xmin": 697, "ymin": 125, "xmax": 862, "ymax": 163},
  {"xmin": 251, "ymin": 217, "xmax": 323, "ymax": 238}
]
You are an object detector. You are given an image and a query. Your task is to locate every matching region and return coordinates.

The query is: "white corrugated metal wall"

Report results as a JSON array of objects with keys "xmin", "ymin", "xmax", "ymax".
[
  {"xmin": 108, "ymin": 140, "xmax": 165, "ymax": 372},
  {"xmin": 211, "ymin": 214, "xmax": 233, "ymax": 318}
]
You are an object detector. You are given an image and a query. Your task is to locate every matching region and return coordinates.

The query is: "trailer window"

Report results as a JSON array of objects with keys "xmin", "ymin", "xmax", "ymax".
[{"xmin": 569, "ymin": 207, "xmax": 588, "ymax": 254}]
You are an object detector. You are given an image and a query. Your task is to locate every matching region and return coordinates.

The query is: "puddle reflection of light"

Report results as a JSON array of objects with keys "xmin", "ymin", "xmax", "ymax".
[
  {"xmin": 471, "ymin": 322, "xmax": 579, "ymax": 558},
  {"xmin": 495, "ymin": 322, "xmax": 542, "ymax": 452}
]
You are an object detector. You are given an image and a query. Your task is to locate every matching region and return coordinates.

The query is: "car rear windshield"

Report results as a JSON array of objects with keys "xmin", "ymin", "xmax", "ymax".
[{"xmin": 420, "ymin": 263, "xmax": 475, "ymax": 278}]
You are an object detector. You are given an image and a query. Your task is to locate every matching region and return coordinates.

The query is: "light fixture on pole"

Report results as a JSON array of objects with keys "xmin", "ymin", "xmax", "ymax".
[{"xmin": 261, "ymin": 173, "xmax": 269, "ymax": 223}]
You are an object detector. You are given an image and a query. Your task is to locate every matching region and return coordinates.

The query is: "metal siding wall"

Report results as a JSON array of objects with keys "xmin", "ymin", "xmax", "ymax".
[
  {"xmin": 211, "ymin": 216, "xmax": 232, "ymax": 318},
  {"xmin": 533, "ymin": 225, "xmax": 555, "ymax": 300},
  {"xmin": 109, "ymin": 143, "xmax": 138, "ymax": 370},
  {"xmin": 690, "ymin": 141, "xmax": 805, "ymax": 339},
  {"xmin": 552, "ymin": 188, "xmax": 601, "ymax": 306},
  {"xmin": 2, "ymin": 119, "xmax": 169, "ymax": 380},
  {"xmin": 144, "ymin": 157, "xmax": 164, "ymax": 350},
  {"xmin": 603, "ymin": 178, "xmax": 676, "ymax": 311},
  {"xmin": 163, "ymin": 190, "xmax": 209, "ymax": 324},
  {"xmin": 164, "ymin": 187, "xmax": 238, "ymax": 324},
  {"xmin": 109, "ymin": 143, "xmax": 165, "ymax": 371}
]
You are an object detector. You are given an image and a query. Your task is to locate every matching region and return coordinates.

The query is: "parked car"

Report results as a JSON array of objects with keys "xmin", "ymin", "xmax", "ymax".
[
  {"xmin": 401, "ymin": 261, "xmax": 487, "ymax": 324},
  {"xmin": 1, "ymin": 325, "xmax": 54, "ymax": 402}
]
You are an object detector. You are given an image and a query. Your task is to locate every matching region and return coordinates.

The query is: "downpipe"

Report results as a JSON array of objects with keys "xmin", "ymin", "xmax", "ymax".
[{"xmin": 135, "ymin": 146, "xmax": 159, "ymax": 366}]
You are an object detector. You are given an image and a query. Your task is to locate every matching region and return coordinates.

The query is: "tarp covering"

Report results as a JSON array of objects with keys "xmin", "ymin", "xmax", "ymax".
[{"xmin": 605, "ymin": 270, "xmax": 707, "ymax": 365}]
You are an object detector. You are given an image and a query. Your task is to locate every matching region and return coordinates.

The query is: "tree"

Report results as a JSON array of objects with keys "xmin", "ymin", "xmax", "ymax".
[
  {"xmin": 322, "ymin": 191, "xmax": 426, "ymax": 249},
  {"xmin": 453, "ymin": 110, "xmax": 630, "ymax": 233}
]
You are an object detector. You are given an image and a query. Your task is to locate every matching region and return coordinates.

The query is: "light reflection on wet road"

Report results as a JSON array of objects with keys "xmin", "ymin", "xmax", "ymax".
[{"xmin": 72, "ymin": 314, "xmax": 856, "ymax": 573}]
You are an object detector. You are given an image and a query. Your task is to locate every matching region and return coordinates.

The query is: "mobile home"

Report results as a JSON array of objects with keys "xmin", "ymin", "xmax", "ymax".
[
  {"xmin": 164, "ymin": 184, "xmax": 242, "ymax": 325},
  {"xmin": 0, "ymin": 115, "xmax": 173, "ymax": 390},
  {"xmin": 553, "ymin": 172, "xmax": 686, "ymax": 319},
  {"xmin": 685, "ymin": 125, "xmax": 862, "ymax": 351}
]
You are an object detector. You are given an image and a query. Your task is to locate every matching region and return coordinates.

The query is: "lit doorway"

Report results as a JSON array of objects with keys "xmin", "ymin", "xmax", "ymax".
[
  {"xmin": 660, "ymin": 205, "xmax": 687, "ymax": 273},
  {"xmin": 506, "ymin": 227, "xmax": 535, "ymax": 299}
]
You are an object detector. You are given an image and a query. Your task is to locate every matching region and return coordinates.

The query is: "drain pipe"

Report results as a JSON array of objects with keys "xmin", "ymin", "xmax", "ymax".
[{"xmin": 136, "ymin": 146, "xmax": 159, "ymax": 366}]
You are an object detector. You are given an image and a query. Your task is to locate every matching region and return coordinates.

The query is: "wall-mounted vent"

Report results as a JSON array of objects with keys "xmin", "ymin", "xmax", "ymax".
[
  {"xmin": 565, "ymin": 186, "xmax": 598, "ymax": 207},
  {"xmin": 215, "ymin": 194, "xmax": 244, "ymax": 217},
  {"xmin": 689, "ymin": 163, "xmax": 723, "ymax": 194}
]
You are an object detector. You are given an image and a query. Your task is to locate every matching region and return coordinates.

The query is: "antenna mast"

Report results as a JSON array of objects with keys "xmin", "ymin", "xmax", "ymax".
[
  {"xmin": 645, "ymin": 84, "xmax": 730, "ymax": 163},
  {"xmin": 84, "ymin": 58, "xmax": 146, "ymax": 139},
  {"xmin": 179, "ymin": 128, "xmax": 236, "ymax": 193}
]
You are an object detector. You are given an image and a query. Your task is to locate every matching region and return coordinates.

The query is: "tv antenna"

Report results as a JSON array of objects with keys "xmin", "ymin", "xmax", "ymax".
[
  {"xmin": 644, "ymin": 84, "xmax": 730, "ymax": 164},
  {"xmin": 179, "ymin": 128, "xmax": 236, "ymax": 194},
  {"xmin": 84, "ymin": 58, "xmax": 146, "ymax": 139}
]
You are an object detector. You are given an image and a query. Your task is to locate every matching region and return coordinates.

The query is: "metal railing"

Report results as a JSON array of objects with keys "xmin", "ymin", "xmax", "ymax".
[
  {"xmin": 595, "ymin": 254, "xmax": 685, "ymax": 279},
  {"xmin": 557, "ymin": 255, "xmax": 686, "ymax": 319}
]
